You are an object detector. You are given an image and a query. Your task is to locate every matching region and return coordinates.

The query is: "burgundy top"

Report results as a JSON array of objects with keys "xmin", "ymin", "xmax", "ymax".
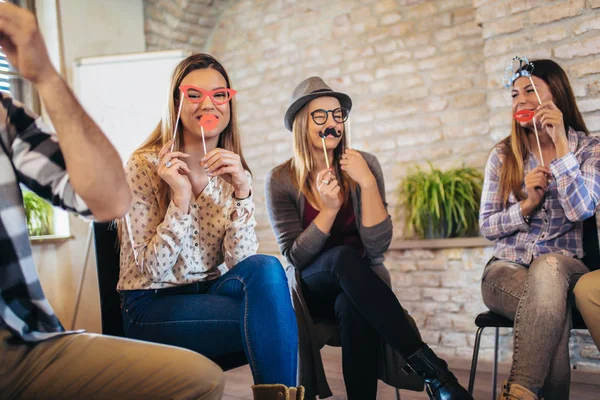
[{"xmin": 303, "ymin": 196, "xmax": 364, "ymax": 255}]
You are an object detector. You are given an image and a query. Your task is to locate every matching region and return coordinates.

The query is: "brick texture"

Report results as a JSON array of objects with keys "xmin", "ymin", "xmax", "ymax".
[{"xmin": 143, "ymin": 0, "xmax": 230, "ymax": 51}]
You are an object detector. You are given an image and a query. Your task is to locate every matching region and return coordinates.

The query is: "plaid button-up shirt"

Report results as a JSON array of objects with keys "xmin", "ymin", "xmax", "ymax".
[
  {"xmin": 0, "ymin": 92, "xmax": 91, "ymax": 342},
  {"xmin": 480, "ymin": 128, "xmax": 600, "ymax": 265}
]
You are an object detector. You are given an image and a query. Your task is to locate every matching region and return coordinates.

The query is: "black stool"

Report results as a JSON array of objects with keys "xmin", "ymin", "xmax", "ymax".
[{"xmin": 467, "ymin": 310, "xmax": 588, "ymax": 399}]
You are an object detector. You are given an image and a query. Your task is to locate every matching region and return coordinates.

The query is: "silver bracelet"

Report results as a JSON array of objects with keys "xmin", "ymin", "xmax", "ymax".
[{"xmin": 520, "ymin": 202, "xmax": 531, "ymax": 224}]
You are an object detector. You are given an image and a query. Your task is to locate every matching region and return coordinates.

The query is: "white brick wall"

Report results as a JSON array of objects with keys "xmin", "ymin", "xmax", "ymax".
[{"xmin": 143, "ymin": 0, "xmax": 229, "ymax": 51}]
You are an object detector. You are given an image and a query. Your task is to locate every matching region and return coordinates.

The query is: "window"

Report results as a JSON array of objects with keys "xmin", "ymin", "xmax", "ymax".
[
  {"xmin": 0, "ymin": 51, "xmax": 11, "ymax": 93},
  {"xmin": 0, "ymin": 49, "xmax": 25, "ymax": 101}
]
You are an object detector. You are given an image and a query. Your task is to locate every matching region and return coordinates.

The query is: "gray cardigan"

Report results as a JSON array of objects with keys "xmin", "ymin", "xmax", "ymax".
[{"xmin": 265, "ymin": 151, "xmax": 424, "ymax": 399}]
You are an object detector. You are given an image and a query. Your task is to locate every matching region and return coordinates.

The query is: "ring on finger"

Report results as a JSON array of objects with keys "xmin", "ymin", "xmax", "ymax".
[
  {"xmin": 322, "ymin": 179, "xmax": 330, "ymax": 185},
  {"xmin": 165, "ymin": 161, "xmax": 173, "ymax": 168}
]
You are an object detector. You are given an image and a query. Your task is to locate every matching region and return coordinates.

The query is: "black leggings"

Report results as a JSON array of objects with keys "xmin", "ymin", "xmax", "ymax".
[{"xmin": 301, "ymin": 245, "xmax": 424, "ymax": 400}]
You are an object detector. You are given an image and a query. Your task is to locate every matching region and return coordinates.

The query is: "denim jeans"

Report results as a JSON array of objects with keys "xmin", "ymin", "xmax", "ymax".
[
  {"xmin": 300, "ymin": 246, "xmax": 424, "ymax": 400},
  {"xmin": 121, "ymin": 254, "xmax": 298, "ymax": 386},
  {"xmin": 481, "ymin": 253, "xmax": 589, "ymax": 399}
]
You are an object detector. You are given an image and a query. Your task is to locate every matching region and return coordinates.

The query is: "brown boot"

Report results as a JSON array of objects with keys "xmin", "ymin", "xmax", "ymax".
[
  {"xmin": 498, "ymin": 381, "xmax": 538, "ymax": 400},
  {"xmin": 252, "ymin": 384, "xmax": 305, "ymax": 400}
]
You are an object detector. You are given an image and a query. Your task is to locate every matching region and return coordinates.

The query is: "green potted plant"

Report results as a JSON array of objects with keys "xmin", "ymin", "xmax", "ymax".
[
  {"xmin": 397, "ymin": 162, "xmax": 483, "ymax": 239},
  {"xmin": 22, "ymin": 189, "xmax": 54, "ymax": 236}
]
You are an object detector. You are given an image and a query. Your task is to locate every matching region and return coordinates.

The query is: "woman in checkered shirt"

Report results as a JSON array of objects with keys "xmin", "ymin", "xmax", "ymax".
[{"xmin": 479, "ymin": 59, "xmax": 600, "ymax": 400}]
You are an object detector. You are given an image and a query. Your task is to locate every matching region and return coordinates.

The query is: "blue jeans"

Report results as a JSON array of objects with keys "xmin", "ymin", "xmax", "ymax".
[{"xmin": 121, "ymin": 254, "xmax": 298, "ymax": 386}]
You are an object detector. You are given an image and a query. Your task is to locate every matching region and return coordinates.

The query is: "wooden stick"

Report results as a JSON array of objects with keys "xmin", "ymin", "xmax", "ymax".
[
  {"xmin": 527, "ymin": 77, "xmax": 545, "ymax": 166},
  {"xmin": 528, "ymin": 76, "xmax": 543, "ymax": 105},
  {"xmin": 321, "ymin": 137, "xmax": 330, "ymax": 169},
  {"xmin": 201, "ymin": 126, "xmax": 213, "ymax": 193},
  {"xmin": 346, "ymin": 117, "xmax": 352, "ymax": 149},
  {"xmin": 533, "ymin": 116, "xmax": 545, "ymax": 167},
  {"xmin": 170, "ymin": 92, "xmax": 184, "ymax": 152}
]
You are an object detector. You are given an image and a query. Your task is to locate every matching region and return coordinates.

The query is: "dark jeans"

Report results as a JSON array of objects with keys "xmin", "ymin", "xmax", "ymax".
[
  {"xmin": 300, "ymin": 246, "xmax": 424, "ymax": 400},
  {"xmin": 121, "ymin": 254, "xmax": 298, "ymax": 386}
]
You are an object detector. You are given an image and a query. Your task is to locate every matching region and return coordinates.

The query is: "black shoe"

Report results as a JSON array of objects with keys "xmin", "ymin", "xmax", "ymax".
[{"xmin": 407, "ymin": 345, "xmax": 473, "ymax": 400}]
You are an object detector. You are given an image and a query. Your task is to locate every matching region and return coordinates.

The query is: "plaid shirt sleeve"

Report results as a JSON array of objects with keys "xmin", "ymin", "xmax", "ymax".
[
  {"xmin": 479, "ymin": 146, "xmax": 530, "ymax": 240},
  {"xmin": 0, "ymin": 92, "xmax": 89, "ymax": 342},
  {"xmin": 550, "ymin": 136, "xmax": 600, "ymax": 222},
  {"xmin": 2, "ymin": 94, "xmax": 91, "ymax": 216},
  {"xmin": 120, "ymin": 152, "xmax": 194, "ymax": 281}
]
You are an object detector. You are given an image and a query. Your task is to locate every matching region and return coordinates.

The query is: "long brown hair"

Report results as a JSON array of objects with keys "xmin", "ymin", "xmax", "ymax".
[
  {"xmin": 497, "ymin": 59, "xmax": 589, "ymax": 205},
  {"xmin": 135, "ymin": 53, "xmax": 250, "ymax": 216},
  {"xmin": 286, "ymin": 102, "xmax": 354, "ymax": 207}
]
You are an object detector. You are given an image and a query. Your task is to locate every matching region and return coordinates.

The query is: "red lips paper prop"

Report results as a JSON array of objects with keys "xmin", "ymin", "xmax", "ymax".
[
  {"xmin": 199, "ymin": 114, "xmax": 218, "ymax": 130},
  {"xmin": 514, "ymin": 109, "xmax": 534, "ymax": 123}
]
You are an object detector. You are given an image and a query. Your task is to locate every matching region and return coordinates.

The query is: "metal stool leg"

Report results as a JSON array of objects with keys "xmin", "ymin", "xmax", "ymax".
[
  {"xmin": 468, "ymin": 326, "xmax": 485, "ymax": 394},
  {"xmin": 492, "ymin": 327, "xmax": 499, "ymax": 400},
  {"xmin": 395, "ymin": 388, "xmax": 401, "ymax": 400}
]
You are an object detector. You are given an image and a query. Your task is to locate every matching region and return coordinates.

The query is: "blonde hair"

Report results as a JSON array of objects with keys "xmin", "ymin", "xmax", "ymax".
[
  {"xmin": 135, "ymin": 53, "xmax": 250, "ymax": 217},
  {"xmin": 286, "ymin": 103, "xmax": 354, "ymax": 207},
  {"xmin": 497, "ymin": 121, "xmax": 531, "ymax": 205}
]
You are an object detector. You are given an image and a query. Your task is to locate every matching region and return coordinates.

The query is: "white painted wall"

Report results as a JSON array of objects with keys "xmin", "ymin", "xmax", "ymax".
[{"xmin": 58, "ymin": 0, "xmax": 145, "ymax": 83}]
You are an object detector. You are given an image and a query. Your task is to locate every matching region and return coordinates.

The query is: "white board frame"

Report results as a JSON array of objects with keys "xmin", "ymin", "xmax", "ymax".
[{"xmin": 72, "ymin": 49, "xmax": 192, "ymax": 163}]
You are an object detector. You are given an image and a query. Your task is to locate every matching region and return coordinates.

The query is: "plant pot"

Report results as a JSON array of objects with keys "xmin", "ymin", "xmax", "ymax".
[
  {"xmin": 424, "ymin": 214, "xmax": 458, "ymax": 239},
  {"xmin": 397, "ymin": 163, "xmax": 483, "ymax": 240}
]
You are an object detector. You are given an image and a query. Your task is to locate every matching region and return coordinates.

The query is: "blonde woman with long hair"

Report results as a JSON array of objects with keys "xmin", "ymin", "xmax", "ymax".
[
  {"xmin": 118, "ymin": 53, "xmax": 302, "ymax": 399},
  {"xmin": 265, "ymin": 77, "xmax": 471, "ymax": 400},
  {"xmin": 480, "ymin": 58, "xmax": 600, "ymax": 400}
]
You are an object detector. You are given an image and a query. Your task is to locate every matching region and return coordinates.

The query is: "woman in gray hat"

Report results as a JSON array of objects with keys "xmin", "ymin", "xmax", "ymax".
[{"xmin": 265, "ymin": 76, "xmax": 472, "ymax": 400}]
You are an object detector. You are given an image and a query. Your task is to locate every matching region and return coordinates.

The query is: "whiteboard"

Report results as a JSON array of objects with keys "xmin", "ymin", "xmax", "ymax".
[{"xmin": 72, "ymin": 50, "xmax": 191, "ymax": 163}]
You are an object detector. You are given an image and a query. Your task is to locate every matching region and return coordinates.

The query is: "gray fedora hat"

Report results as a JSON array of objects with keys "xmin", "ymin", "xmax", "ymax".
[{"xmin": 284, "ymin": 76, "xmax": 352, "ymax": 131}]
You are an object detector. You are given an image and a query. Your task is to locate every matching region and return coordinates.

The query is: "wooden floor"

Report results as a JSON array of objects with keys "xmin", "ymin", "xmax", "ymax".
[{"xmin": 222, "ymin": 346, "xmax": 599, "ymax": 399}]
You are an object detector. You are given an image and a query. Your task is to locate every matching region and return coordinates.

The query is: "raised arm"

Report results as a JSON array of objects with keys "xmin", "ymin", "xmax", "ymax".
[
  {"xmin": 265, "ymin": 166, "xmax": 329, "ymax": 269},
  {"xmin": 222, "ymin": 171, "xmax": 259, "ymax": 268},
  {"xmin": 0, "ymin": 3, "xmax": 130, "ymax": 220},
  {"xmin": 357, "ymin": 153, "xmax": 393, "ymax": 258},
  {"xmin": 550, "ymin": 137, "xmax": 600, "ymax": 222},
  {"xmin": 479, "ymin": 148, "xmax": 530, "ymax": 240},
  {"xmin": 120, "ymin": 153, "xmax": 194, "ymax": 281}
]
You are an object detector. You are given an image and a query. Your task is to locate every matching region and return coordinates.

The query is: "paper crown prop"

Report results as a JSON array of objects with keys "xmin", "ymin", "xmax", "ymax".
[{"xmin": 502, "ymin": 56, "xmax": 535, "ymax": 89}]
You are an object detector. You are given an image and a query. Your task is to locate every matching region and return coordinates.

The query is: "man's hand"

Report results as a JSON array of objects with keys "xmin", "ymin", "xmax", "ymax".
[
  {"xmin": 0, "ymin": 3, "xmax": 58, "ymax": 85},
  {"xmin": 0, "ymin": 3, "xmax": 132, "ymax": 221}
]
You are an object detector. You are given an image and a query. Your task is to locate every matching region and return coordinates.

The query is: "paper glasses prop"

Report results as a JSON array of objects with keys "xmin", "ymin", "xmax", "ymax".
[
  {"xmin": 169, "ymin": 85, "xmax": 237, "ymax": 193},
  {"xmin": 170, "ymin": 85, "xmax": 237, "ymax": 149}
]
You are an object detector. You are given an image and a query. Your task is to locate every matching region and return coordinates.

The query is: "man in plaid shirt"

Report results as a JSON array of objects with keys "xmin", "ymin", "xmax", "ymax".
[{"xmin": 0, "ymin": 3, "xmax": 223, "ymax": 399}]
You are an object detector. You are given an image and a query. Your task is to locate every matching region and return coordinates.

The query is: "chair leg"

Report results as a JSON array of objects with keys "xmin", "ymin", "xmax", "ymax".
[
  {"xmin": 492, "ymin": 327, "xmax": 499, "ymax": 400},
  {"xmin": 468, "ymin": 326, "xmax": 485, "ymax": 394},
  {"xmin": 395, "ymin": 387, "xmax": 401, "ymax": 400}
]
